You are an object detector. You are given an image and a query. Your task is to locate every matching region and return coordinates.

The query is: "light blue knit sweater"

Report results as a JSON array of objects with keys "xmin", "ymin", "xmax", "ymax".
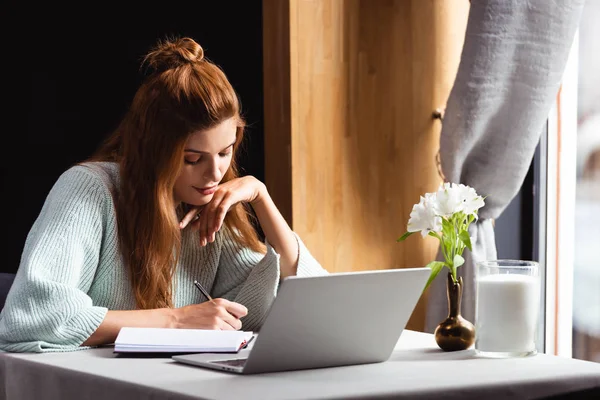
[{"xmin": 0, "ymin": 162, "xmax": 327, "ymax": 353}]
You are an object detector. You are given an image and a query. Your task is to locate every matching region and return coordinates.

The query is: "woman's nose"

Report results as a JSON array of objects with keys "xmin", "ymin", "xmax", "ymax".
[{"xmin": 204, "ymin": 156, "xmax": 222, "ymax": 182}]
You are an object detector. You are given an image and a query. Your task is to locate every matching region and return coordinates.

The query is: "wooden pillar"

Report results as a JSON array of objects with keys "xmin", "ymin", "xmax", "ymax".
[{"xmin": 263, "ymin": 0, "xmax": 469, "ymax": 331}]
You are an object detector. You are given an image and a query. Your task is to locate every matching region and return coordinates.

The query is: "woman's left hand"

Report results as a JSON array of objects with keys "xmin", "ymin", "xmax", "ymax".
[{"xmin": 179, "ymin": 176, "xmax": 266, "ymax": 246}]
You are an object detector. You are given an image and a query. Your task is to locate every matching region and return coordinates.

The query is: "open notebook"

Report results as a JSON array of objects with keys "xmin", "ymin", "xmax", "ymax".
[{"xmin": 114, "ymin": 327, "xmax": 254, "ymax": 354}]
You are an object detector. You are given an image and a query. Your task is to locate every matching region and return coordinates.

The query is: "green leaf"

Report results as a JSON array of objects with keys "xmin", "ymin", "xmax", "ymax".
[
  {"xmin": 459, "ymin": 230, "xmax": 472, "ymax": 251},
  {"xmin": 396, "ymin": 231, "xmax": 414, "ymax": 242},
  {"xmin": 423, "ymin": 261, "xmax": 445, "ymax": 291},
  {"xmin": 441, "ymin": 218, "xmax": 454, "ymax": 254},
  {"xmin": 453, "ymin": 254, "xmax": 465, "ymax": 268},
  {"xmin": 441, "ymin": 217, "xmax": 453, "ymax": 237}
]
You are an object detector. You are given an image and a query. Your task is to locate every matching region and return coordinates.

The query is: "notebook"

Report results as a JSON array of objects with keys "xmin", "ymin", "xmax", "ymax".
[{"xmin": 114, "ymin": 327, "xmax": 254, "ymax": 354}]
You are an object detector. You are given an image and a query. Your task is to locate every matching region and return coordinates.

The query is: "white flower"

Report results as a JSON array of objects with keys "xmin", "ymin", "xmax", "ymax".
[
  {"xmin": 434, "ymin": 183, "xmax": 463, "ymax": 217},
  {"xmin": 453, "ymin": 183, "xmax": 485, "ymax": 216},
  {"xmin": 407, "ymin": 193, "xmax": 442, "ymax": 237}
]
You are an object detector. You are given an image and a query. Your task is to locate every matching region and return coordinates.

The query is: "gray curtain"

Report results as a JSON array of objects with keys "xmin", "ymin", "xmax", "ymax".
[{"xmin": 426, "ymin": 0, "xmax": 586, "ymax": 332}]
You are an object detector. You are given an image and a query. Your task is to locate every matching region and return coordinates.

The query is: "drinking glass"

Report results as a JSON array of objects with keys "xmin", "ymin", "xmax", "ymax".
[{"xmin": 475, "ymin": 260, "xmax": 540, "ymax": 357}]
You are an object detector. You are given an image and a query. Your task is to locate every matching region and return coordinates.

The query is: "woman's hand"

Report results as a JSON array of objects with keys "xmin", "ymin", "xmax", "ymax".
[
  {"xmin": 180, "ymin": 176, "xmax": 266, "ymax": 246},
  {"xmin": 173, "ymin": 298, "xmax": 248, "ymax": 330}
]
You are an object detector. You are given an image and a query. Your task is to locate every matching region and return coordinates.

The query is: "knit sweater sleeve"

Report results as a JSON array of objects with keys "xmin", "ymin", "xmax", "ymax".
[
  {"xmin": 212, "ymin": 228, "xmax": 328, "ymax": 331},
  {"xmin": 0, "ymin": 166, "xmax": 109, "ymax": 353}
]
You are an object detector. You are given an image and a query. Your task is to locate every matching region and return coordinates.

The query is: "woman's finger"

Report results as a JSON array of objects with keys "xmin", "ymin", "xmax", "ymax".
[
  {"xmin": 204, "ymin": 191, "xmax": 225, "ymax": 244},
  {"xmin": 228, "ymin": 317, "xmax": 242, "ymax": 331},
  {"xmin": 219, "ymin": 310, "xmax": 242, "ymax": 331},
  {"xmin": 190, "ymin": 215, "xmax": 202, "ymax": 232},
  {"xmin": 213, "ymin": 192, "xmax": 232, "ymax": 235},
  {"xmin": 198, "ymin": 208, "xmax": 210, "ymax": 246},
  {"xmin": 205, "ymin": 192, "xmax": 222, "ymax": 241},
  {"xmin": 180, "ymin": 207, "xmax": 202, "ymax": 229},
  {"xmin": 217, "ymin": 318, "xmax": 237, "ymax": 331},
  {"xmin": 189, "ymin": 211, "xmax": 203, "ymax": 235},
  {"xmin": 221, "ymin": 299, "xmax": 248, "ymax": 319}
]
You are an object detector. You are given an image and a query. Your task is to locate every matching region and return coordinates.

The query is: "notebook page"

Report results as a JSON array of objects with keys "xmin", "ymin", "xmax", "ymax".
[{"xmin": 115, "ymin": 327, "xmax": 254, "ymax": 352}]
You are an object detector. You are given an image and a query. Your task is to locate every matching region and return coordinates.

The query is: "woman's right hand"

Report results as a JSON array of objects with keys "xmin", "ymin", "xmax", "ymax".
[{"xmin": 173, "ymin": 299, "xmax": 248, "ymax": 330}]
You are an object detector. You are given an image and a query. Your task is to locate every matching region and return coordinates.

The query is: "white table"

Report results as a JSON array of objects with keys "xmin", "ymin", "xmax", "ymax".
[{"xmin": 1, "ymin": 330, "xmax": 600, "ymax": 400}]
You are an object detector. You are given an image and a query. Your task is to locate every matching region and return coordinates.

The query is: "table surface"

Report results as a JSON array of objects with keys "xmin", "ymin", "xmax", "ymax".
[{"xmin": 2, "ymin": 330, "xmax": 600, "ymax": 400}]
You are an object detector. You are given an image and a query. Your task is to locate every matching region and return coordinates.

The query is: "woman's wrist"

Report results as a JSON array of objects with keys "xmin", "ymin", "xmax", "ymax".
[
  {"xmin": 162, "ymin": 307, "xmax": 179, "ymax": 329},
  {"xmin": 250, "ymin": 180, "xmax": 269, "ymax": 207}
]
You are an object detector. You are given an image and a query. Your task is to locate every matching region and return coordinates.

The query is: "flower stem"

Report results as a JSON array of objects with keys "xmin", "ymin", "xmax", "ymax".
[
  {"xmin": 452, "ymin": 215, "xmax": 459, "ymax": 281},
  {"xmin": 431, "ymin": 231, "xmax": 452, "ymax": 276}
]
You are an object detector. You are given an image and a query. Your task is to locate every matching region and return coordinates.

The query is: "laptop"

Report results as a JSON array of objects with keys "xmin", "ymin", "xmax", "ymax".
[{"xmin": 172, "ymin": 267, "xmax": 429, "ymax": 374}]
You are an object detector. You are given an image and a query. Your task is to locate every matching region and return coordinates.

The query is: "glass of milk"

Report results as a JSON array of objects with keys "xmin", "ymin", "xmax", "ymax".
[{"xmin": 475, "ymin": 260, "xmax": 540, "ymax": 357}]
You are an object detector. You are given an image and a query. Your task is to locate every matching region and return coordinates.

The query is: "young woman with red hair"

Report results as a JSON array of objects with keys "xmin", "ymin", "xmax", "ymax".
[{"xmin": 0, "ymin": 37, "xmax": 327, "ymax": 352}]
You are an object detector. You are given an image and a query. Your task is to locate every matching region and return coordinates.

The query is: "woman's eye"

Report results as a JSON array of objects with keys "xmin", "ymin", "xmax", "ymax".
[
  {"xmin": 184, "ymin": 157, "xmax": 201, "ymax": 165},
  {"xmin": 219, "ymin": 151, "xmax": 232, "ymax": 157}
]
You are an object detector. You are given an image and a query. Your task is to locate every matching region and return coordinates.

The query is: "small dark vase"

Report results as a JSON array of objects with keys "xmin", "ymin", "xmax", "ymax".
[{"xmin": 434, "ymin": 272, "xmax": 475, "ymax": 351}]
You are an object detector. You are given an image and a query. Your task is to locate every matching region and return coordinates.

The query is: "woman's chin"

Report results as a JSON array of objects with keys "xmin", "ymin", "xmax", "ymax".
[{"xmin": 186, "ymin": 193, "xmax": 214, "ymax": 206}]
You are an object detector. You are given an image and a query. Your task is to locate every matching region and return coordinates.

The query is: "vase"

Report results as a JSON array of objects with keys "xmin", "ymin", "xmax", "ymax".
[{"xmin": 434, "ymin": 272, "xmax": 475, "ymax": 351}]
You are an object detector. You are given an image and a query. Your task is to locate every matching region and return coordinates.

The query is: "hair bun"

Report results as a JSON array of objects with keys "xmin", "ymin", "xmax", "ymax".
[{"xmin": 143, "ymin": 37, "xmax": 204, "ymax": 73}]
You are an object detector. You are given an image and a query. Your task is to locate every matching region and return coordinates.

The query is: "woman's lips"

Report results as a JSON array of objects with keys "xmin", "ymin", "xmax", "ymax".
[{"xmin": 194, "ymin": 186, "xmax": 217, "ymax": 196}]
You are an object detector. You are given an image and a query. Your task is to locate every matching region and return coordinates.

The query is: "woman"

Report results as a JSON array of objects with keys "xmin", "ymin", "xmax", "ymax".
[{"xmin": 0, "ymin": 37, "xmax": 327, "ymax": 352}]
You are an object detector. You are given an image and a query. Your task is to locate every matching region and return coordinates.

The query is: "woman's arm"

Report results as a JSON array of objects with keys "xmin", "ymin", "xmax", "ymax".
[
  {"xmin": 249, "ymin": 187, "xmax": 298, "ymax": 279},
  {"xmin": 183, "ymin": 176, "xmax": 329, "ymax": 281},
  {"xmin": 82, "ymin": 309, "xmax": 176, "ymax": 346},
  {"xmin": 184, "ymin": 176, "xmax": 329, "ymax": 331},
  {"xmin": 0, "ymin": 167, "xmax": 110, "ymax": 353},
  {"xmin": 82, "ymin": 299, "xmax": 248, "ymax": 347}
]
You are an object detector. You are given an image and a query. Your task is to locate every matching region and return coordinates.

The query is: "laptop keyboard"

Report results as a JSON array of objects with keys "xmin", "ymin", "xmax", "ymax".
[{"xmin": 211, "ymin": 358, "xmax": 248, "ymax": 367}]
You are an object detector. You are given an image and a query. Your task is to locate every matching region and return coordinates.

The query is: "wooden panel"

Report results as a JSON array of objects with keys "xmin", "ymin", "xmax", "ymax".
[
  {"xmin": 263, "ymin": 0, "xmax": 293, "ymax": 225},
  {"xmin": 264, "ymin": 0, "xmax": 469, "ymax": 331}
]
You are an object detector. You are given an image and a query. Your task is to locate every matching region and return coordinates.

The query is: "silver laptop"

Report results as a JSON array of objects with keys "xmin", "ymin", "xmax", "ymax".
[{"xmin": 172, "ymin": 267, "xmax": 429, "ymax": 374}]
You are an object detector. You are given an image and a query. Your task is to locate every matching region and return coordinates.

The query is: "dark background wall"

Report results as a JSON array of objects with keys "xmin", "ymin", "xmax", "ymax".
[
  {"xmin": 1, "ymin": 1, "xmax": 265, "ymax": 274},
  {"xmin": 0, "ymin": 1, "xmax": 535, "ymax": 276}
]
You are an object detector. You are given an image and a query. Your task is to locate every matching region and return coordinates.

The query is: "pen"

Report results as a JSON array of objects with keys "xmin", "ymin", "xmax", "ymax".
[{"xmin": 193, "ymin": 280, "xmax": 214, "ymax": 302}]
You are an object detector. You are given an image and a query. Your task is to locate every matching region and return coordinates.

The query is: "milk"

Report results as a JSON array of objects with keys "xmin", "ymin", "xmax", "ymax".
[{"xmin": 475, "ymin": 274, "xmax": 540, "ymax": 353}]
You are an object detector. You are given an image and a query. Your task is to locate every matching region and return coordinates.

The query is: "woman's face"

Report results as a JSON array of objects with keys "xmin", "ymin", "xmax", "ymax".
[{"xmin": 173, "ymin": 117, "xmax": 237, "ymax": 206}]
